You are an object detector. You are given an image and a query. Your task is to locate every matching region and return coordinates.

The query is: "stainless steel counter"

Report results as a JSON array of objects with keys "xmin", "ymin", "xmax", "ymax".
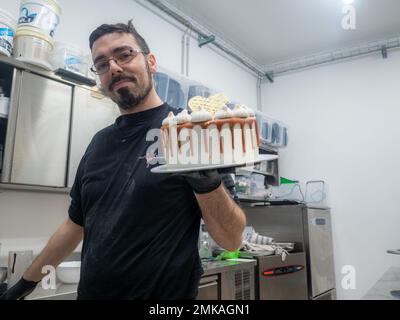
[
  {"xmin": 0, "ymin": 54, "xmax": 95, "ymax": 90},
  {"xmin": 25, "ymin": 258, "xmax": 256, "ymax": 300},
  {"xmin": 26, "ymin": 283, "xmax": 78, "ymax": 300}
]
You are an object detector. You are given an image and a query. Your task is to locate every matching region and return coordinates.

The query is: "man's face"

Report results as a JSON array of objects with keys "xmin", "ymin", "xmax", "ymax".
[{"xmin": 91, "ymin": 32, "xmax": 155, "ymax": 110}]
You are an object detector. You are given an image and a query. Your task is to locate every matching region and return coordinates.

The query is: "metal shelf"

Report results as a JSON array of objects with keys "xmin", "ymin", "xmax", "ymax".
[
  {"xmin": 0, "ymin": 182, "xmax": 71, "ymax": 194},
  {"xmin": 0, "ymin": 55, "xmax": 97, "ymax": 90}
]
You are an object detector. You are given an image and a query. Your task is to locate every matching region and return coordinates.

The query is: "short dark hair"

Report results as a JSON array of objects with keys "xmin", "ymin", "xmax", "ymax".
[{"xmin": 89, "ymin": 19, "xmax": 150, "ymax": 53}]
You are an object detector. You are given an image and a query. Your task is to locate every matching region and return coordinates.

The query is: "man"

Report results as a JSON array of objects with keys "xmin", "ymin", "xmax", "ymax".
[{"xmin": 0, "ymin": 20, "xmax": 246, "ymax": 300}]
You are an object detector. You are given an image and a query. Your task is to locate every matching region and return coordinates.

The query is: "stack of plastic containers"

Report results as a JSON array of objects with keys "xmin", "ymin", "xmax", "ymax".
[
  {"xmin": 255, "ymin": 111, "xmax": 289, "ymax": 149},
  {"xmin": 13, "ymin": 0, "xmax": 61, "ymax": 70}
]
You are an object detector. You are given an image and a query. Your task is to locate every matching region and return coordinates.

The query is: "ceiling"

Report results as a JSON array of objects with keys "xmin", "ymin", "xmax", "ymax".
[{"xmin": 163, "ymin": 0, "xmax": 400, "ymax": 67}]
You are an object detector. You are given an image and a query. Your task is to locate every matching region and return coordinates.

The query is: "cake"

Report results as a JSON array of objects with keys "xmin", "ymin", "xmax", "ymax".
[{"xmin": 160, "ymin": 104, "xmax": 260, "ymax": 166}]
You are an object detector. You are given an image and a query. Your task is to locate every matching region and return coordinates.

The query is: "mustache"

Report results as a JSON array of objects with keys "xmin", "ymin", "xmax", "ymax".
[{"xmin": 109, "ymin": 75, "xmax": 137, "ymax": 91}]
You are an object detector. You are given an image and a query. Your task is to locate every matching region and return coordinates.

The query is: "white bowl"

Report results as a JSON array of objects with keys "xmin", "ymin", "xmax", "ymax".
[{"xmin": 56, "ymin": 261, "xmax": 81, "ymax": 284}]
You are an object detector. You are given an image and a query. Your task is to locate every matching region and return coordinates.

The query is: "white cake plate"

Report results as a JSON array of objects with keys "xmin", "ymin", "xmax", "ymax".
[{"xmin": 151, "ymin": 154, "xmax": 278, "ymax": 174}]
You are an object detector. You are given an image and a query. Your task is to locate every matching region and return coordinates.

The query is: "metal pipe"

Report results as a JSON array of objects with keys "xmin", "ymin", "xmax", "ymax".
[
  {"xmin": 256, "ymin": 76, "xmax": 262, "ymax": 111},
  {"xmin": 265, "ymin": 37, "xmax": 400, "ymax": 76},
  {"xmin": 181, "ymin": 27, "xmax": 190, "ymax": 75},
  {"xmin": 181, "ymin": 31, "xmax": 186, "ymax": 75},
  {"xmin": 186, "ymin": 28, "xmax": 191, "ymax": 77}
]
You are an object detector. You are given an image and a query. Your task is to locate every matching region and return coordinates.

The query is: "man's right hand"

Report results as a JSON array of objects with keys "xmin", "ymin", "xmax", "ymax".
[{"xmin": 0, "ymin": 277, "xmax": 39, "ymax": 300}]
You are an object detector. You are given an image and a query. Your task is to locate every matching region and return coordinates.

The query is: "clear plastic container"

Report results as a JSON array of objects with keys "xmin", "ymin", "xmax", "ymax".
[
  {"xmin": 271, "ymin": 181, "xmax": 304, "ymax": 202},
  {"xmin": 187, "ymin": 84, "xmax": 210, "ymax": 103},
  {"xmin": 255, "ymin": 112, "xmax": 289, "ymax": 149},
  {"xmin": 234, "ymin": 175, "xmax": 251, "ymax": 195},
  {"xmin": 270, "ymin": 121, "xmax": 281, "ymax": 146},
  {"xmin": 250, "ymin": 174, "xmax": 270, "ymax": 197},
  {"xmin": 154, "ymin": 66, "xmax": 216, "ymax": 110},
  {"xmin": 199, "ymin": 232, "xmax": 213, "ymax": 259},
  {"xmin": 154, "ymin": 72, "xmax": 169, "ymax": 101},
  {"xmin": 85, "ymin": 53, "xmax": 96, "ymax": 80},
  {"xmin": 255, "ymin": 112, "xmax": 273, "ymax": 145},
  {"xmin": 51, "ymin": 41, "xmax": 87, "ymax": 75},
  {"xmin": 281, "ymin": 126, "xmax": 288, "ymax": 147},
  {"xmin": 305, "ymin": 180, "xmax": 327, "ymax": 205},
  {"xmin": 154, "ymin": 71, "xmax": 186, "ymax": 109}
]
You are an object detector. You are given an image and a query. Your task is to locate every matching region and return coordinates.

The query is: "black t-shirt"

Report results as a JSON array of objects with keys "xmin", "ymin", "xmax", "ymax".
[{"xmin": 68, "ymin": 103, "xmax": 204, "ymax": 299}]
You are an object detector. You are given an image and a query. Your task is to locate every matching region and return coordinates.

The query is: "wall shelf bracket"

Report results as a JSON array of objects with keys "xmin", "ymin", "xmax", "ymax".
[{"xmin": 198, "ymin": 34, "xmax": 216, "ymax": 48}]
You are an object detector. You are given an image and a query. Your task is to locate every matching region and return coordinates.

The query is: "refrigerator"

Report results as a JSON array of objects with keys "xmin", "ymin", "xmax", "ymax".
[{"xmin": 241, "ymin": 203, "xmax": 336, "ymax": 300}]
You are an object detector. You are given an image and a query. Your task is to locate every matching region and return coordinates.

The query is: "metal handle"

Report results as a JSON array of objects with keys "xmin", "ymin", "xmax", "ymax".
[
  {"xmin": 199, "ymin": 275, "xmax": 218, "ymax": 284},
  {"xmin": 11, "ymin": 253, "xmax": 17, "ymax": 273},
  {"xmin": 198, "ymin": 281, "xmax": 218, "ymax": 289},
  {"xmin": 387, "ymin": 249, "xmax": 400, "ymax": 255},
  {"xmin": 249, "ymin": 202, "xmax": 270, "ymax": 207}
]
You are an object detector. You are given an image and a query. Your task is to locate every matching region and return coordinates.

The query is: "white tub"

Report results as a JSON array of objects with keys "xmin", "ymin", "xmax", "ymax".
[
  {"xmin": 18, "ymin": 0, "xmax": 61, "ymax": 38},
  {"xmin": 14, "ymin": 27, "xmax": 54, "ymax": 70}
]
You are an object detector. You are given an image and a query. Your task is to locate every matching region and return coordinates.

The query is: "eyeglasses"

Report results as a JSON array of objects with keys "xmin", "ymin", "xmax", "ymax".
[{"xmin": 90, "ymin": 48, "xmax": 148, "ymax": 75}]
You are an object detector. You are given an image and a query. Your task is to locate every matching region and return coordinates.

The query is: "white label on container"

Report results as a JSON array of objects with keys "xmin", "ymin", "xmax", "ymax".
[
  {"xmin": 18, "ymin": 2, "xmax": 60, "ymax": 37},
  {"xmin": 0, "ymin": 26, "xmax": 14, "ymax": 56}
]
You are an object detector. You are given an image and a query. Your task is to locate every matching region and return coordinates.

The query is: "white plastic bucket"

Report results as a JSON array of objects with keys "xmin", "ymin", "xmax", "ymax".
[
  {"xmin": 14, "ymin": 27, "xmax": 54, "ymax": 70},
  {"xmin": 52, "ymin": 41, "xmax": 88, "ymax": 75},
  {"xmin": 0, "ymin": 9, "xmax": 17, "ymax": 57},
  {"xmin": 17, "ymin": 0, "xmax": 61, "ymax": 38}
]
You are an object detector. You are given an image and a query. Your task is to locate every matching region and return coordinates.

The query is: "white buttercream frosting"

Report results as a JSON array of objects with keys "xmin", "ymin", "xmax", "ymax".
[
  {"xmin": 176, "ymin": 109, "xmax": 192, "ymax": 124},
  {"xmin": 214, "ymin": 105, "xmax": 233, "ymax": 119},
  {"xmin": 232, "ymin": 105, "xmax": 249, "ymax": 118},
  {"xmin": 162, "ymin": 111, "xmax": 177, "ymax": 126},
  {"xmin": 191, "ymin": 106, "xmax": 213, "ymax": 123},
  {"xmin": 241, "ymin": 105, "xmax": 255, "ymax": 117}
]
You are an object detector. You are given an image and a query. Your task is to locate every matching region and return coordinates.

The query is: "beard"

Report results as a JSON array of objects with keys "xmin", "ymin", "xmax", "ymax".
[{"xmin": 108, "ymin": 63, "xmax": 153, "ymax": 110}]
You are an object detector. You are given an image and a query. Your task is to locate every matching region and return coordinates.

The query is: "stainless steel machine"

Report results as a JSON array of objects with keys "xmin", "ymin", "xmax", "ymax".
[
  {"xmin": 196, "ymin": 260, "xmax": 256, "ymax": 300},
  {"xmin": 243, "ymin": 251, "xmax": 309, "ymax": 300},
  {"xmin": 241, "ymin": 203, "xmax": 336, "ymax": 300}
]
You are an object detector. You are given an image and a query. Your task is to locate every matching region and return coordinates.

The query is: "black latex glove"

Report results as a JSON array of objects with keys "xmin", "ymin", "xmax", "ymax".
[
  {"xmin": 0, "ymin": 277, "xmax": 39, "ymax": 300},
  {"xmin": 180, "ymin": 167, "xmax": 237, "ymax": 194},
  {"xmin": 181, "ymin": 170, "xmax": 222, "ymax": 194}
]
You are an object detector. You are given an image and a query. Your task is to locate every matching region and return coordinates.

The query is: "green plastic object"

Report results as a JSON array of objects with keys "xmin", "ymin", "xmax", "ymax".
[
  {"xmin": 215, "ymin": 250, "xmax": 240, "ymax": 260},
  {"xmin": 280, "ymin": 177, "xmax": 299, "ymax": 184}
]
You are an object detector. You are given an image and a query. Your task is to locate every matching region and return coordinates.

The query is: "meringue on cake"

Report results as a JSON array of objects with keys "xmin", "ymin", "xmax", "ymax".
[{"xmin": 160, "ymin": 105, "xmax": 260, "ymax": 166}]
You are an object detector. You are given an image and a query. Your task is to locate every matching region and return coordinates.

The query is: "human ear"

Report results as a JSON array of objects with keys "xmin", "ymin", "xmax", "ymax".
[{"xmin": 146, "ymin": 53, "xmax": 158, "ymax": 74}]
